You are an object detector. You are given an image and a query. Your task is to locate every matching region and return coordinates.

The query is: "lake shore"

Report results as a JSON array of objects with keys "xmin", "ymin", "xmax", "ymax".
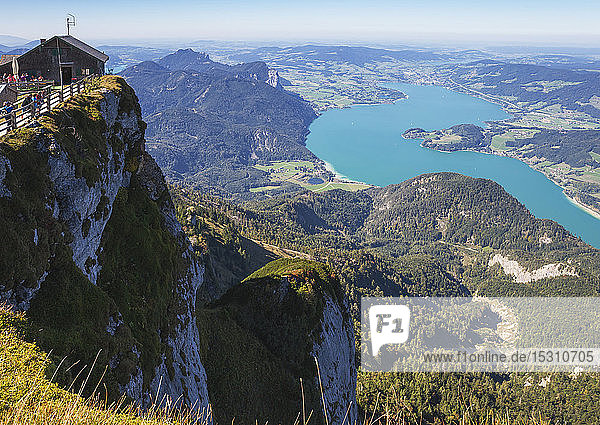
[
  {"xmin": 417, "ymin": 140, "xmax": 600, "ymax": 222},
  {"xmin": 306, "ymin": 81, "xmax": 600, "ymax": 247},
  {"xmin": 322, "ymin": 159, "xmax": 373, "ymax": 186},
  {"xmin": 566, "ymin": 195, "xmax": 600, "ymax": 220}
]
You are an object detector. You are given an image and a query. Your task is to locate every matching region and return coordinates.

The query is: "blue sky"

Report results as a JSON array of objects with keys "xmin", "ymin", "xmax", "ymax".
[{"xmin": 3, "ymin": 0, "xmax": 600, "ymax": 45}]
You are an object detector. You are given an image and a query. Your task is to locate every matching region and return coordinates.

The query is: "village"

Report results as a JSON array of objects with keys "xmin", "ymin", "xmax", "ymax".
[{"xmin": 0, "ymin": 29, "xmax": 108, "ymax": 137}]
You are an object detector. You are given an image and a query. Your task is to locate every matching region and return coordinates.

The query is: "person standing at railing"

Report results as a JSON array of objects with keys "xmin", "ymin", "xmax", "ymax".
[
  {"xmin": 1, "ymin": 102, "xmax": 14, "ymax": 129},
  {"xmin": 21, "ymin": 94, "xmax": 33, "ymax": 120},
  {"xmin": 32, "ymin": 94, "xmax": 40, "ymax": 118},
  {"xmin": 34, "ymin": 92, "xmax": 45, "ymax": 117}
]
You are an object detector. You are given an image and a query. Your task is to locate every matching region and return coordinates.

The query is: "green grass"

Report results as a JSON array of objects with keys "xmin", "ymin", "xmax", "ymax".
[
  {"xmin": 197, "ymin": 258, "xmax": 344, "ymax": 425},
  {"xmin": 253, "ymin": 160, "xmax": 371, "ymax": 193},
  {"xmin": 0, "ymin": 305, "xmax": 209, "ymax": 425},
  {"xmin": 243, "ymin": 258, "xmax": 332, "ymax": 283},
  {"xmin": 510, "ymin": 111, "xmax": 600, "ymax": 130},
  {"xmin": 582, "ymin": 169, "xmax": 600, "ymax": 184},
  {"xmin": 523, "ymin": 80, "xmax": 583, "ymax": 93},
  {"xmin": 491, "ymin": 134, "xmax": 513, "ymax": 151}
]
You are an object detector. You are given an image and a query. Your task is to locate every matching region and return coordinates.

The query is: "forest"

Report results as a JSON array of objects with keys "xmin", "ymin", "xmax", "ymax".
[{"xmin": 170, "ymin": 169, "xmax": 600, "ymax": 424}]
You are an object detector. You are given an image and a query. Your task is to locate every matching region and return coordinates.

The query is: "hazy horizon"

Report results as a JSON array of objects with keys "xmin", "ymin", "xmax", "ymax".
[{"xmin": 3, "ymin": 0, "xmax": 600, "ymax": 48}]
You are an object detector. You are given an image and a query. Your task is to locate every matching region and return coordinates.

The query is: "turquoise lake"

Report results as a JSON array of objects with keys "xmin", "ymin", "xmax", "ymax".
[{"xmin": 305, "ymin": 82, "xmax": 600, "ymax": 248}]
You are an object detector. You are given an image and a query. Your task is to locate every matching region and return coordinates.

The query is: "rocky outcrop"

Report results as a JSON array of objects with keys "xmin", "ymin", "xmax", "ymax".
[
  {"xmin": 311, "ymin": 295, "xmax": 357, "ymax": 425},
  {"xmin": 489, "ymin": 253, "xmax": 578, "ymax": 283},
  {"xmin": 197, "ymin": 258, "xmax": 357, "ymax": 425},
  {"xmin": 134, "ymin": 152, "xmax": 210, "ymax": 410},
  {"xmin": 47, "ymin": 89, "xmax": 144, "ymax": 285},
  {"xmin": 267, "ymin": 69, "xmax": 281, "ymax": 89},
  {"xmin": 0, "ymin": 76, "xmax": 210, "ymax": 412}
]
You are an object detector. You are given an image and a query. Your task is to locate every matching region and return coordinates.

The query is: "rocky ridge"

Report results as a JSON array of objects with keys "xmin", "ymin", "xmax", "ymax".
[{"xmin": 0, "ymin": 76, "xmax": 210, "ymax": 411}]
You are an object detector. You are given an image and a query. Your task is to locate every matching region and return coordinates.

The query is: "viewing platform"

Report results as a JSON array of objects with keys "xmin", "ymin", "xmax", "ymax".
[{"xmin": 0, "ymin": 77, "xmax": 96, "ymax": 137}]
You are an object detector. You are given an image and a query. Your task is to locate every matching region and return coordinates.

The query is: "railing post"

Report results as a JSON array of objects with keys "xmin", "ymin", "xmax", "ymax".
[{"xmin": 10, "ymin": 111, "xmax": 16, "ymax": 132}]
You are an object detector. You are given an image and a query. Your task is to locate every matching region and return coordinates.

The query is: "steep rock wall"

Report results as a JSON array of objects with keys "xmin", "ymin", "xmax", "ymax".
[
  {"xmin": 0, "ymin": 76, "xmax": 210, "ymax": 412},
  {"xmin": 311, "ymin": 295, "xmax": 357, "ymax": 425},
  {"xmin": 197, "ymin": 258, "xmax": 357, "ymax": 425}
]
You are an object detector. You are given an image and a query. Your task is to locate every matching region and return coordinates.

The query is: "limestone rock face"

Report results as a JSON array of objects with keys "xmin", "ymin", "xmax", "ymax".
[
  {"xmin": 133, "ymin": 152, "xmax": 210, "ymax": 410},
  {"xmin": 311, "ymin": 295, "xmax": 357, "ymax": 425},
  {"xmin": 0, "ymin": 76, "xmax": 210, "ymax": 412},
  {"xmin": 197, "ymin": 259, "xmax": 357, "ymax": 425},
  {"xmin": 47, "ymin": 89, "xmax": 143, "ymax": 285},
  {"xmin": 266, "ymin": 69, "xmax": 281, "ymax": 88}
]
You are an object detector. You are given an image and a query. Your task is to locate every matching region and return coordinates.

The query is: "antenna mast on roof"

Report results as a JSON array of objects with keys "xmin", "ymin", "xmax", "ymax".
[{"xmin": 66, "ymin": 14, "xmax": 76, "ymax": 36}]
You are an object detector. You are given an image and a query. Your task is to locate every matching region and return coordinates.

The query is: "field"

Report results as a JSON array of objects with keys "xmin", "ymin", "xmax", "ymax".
[
  {"xmin": 231, "ymin": 49, "xmax": 409, "ymax": 110},
  {"xmin": 508, "ymin": 110, "xmax": 600, "ymax": 130},
  {"xmin": 280, "ymin": 65, "xmax": 406, "ymax": 110},
  {"xmin": 490, "ymin": 129, "xmax": 541, "ymax": 152},
  {"xmin": 416, "ymin": 130, "xmax": 463, "ymax": 145},
  {"xmin": 252, "ymin": 160, "xmax": 371, "ymax": 193},
  {"xmin": 523, "ymin": 80, "xmax": 583, "ymax": 93}
]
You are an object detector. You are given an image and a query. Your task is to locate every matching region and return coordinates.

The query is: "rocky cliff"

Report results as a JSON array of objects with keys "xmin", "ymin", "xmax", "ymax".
[
  {"xmin": 197, "ymin": 258, "xmax": 357, "ymax": 425},
  {"xmin": 0, "ymin": 76, "xmax": 209, "ymax": 412},
  {"xmin": 0, "ymin": 75, "xmax": 358, "ymax": 423}
]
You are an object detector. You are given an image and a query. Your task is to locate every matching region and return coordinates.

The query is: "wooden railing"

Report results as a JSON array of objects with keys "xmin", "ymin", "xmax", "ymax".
[
  {"xmin": 3, "ymin": 80, "xmax": 55, "ymax": 92},
  {"xmin": 0, "ymin": 76, "xmax": 96, "ymax": 138}
]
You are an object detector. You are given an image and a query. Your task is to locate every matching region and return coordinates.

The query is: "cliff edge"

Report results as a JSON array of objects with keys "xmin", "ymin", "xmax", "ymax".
[{"xmin": 0, "ymin": 76, "xmax": 209, "ymax": 411}]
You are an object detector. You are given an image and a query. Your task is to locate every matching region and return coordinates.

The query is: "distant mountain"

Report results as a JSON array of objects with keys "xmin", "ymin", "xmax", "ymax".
[
  {"xmin": 120, "ymin": 51, "xmax": 317, "ymax": 198},
  {"xmin": 248, "ymin": 172, "xmax": 582, "ymax": 253},
  {"xmin": 230, "ymin": 44, "xmax": 445, "ymax": 66},
  {"xmin": 157, "ymin": 48, "xmax": 290, "ymax": 87},
  {"xmin": 449, "ymin": 61, "xmax": 600, "ymax": 118},
  {"xmin": 490, "ymin": 45, "xmax": 600, "ymax": 56},
  {"xmin": 98, "ymin": 45, "xmax": 172, "ymax": 72},
  {"xmin": 0, "ymin": 35, "xmax": 31, "ymax": 47},
  {"xmin": 522, "ymin": 54, "xmax": 600, "ymax": 71},
  {"xmin": 242, "ymin": 171, "xmax": 600, "ymax": 298},
  {"xmin": 2, "ymin": 48, "xmax": 28, "ymax": 56},
  {"xmin": 0, "ymin": 39, "xmax": 37, "ymax": 55}
]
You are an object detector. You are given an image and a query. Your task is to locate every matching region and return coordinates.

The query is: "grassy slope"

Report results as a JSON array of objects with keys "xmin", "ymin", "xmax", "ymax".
[{"xmin": 0, "ymin": 305, "xmax": 205, "ymax": 425}]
